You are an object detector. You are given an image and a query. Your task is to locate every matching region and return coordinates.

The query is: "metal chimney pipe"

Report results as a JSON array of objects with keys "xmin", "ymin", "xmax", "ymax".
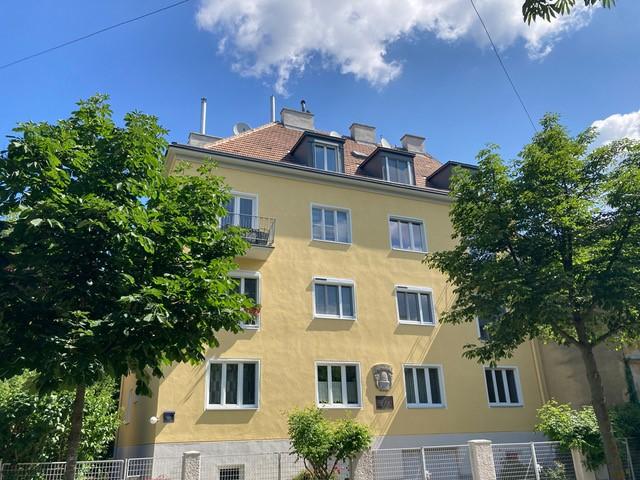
[
  {"xmin": 270, "ymin": 95, "xmax": 276, "ymax": 122},
  {"xmin": 200, "ymin": 97, "xmax": 207, "ymax": 134}
]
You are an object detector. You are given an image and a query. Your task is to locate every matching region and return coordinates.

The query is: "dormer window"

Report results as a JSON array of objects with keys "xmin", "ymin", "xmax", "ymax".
[
  {"xmin": 313, "ymin": 143, "xmax": 339, "ymax": 172},
  {"xmin": 383, "ymin": 156, "xmax": 414, "ymax": 185}
]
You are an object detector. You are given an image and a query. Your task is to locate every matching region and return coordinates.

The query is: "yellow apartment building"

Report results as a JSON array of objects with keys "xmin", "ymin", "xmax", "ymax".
[{"xmin": 116, "ymin": 103, "xmax": 553, "ymax": 459}]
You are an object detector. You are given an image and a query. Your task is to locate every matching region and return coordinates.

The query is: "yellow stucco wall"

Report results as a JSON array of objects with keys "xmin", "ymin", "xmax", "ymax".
[{"xmin": 118, "ymin": 153, "xmax": 547, "ymax": 447}]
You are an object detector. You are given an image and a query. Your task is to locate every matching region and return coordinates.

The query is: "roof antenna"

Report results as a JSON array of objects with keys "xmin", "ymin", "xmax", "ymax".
[{"xmin": 300, "ymin": 99, "xmax": 307, "ymax": 113}]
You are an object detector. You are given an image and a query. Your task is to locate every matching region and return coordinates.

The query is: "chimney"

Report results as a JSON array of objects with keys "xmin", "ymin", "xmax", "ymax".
[
  {"xmin": 401, "ymin": 134, "xmax": 425, "ymax": 153},
  {"xmin": 200, "ymin": 97, "xmax": 207, "ymax": 135},
  {"xmin": 349, "ymin": 123, "xmax": 377, "ymax": 145},
  {"xmin": 281, "ymin": 107, "xmax": 314, "ymax": 131},
  {"xmin": 270, "ymin": 95, "xmax": 276, "ymax": 123}
]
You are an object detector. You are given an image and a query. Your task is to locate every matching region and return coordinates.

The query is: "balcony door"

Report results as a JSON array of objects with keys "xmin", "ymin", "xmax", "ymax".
[{"xmin": 223, "ymin": 193, "xmax": 257, "ymax": 229}]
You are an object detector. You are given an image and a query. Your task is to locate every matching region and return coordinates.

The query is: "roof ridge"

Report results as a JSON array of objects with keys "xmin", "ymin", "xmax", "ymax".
[{"xmin": 204, "ymin": 122, "xmax": 280, "ymax": 148}]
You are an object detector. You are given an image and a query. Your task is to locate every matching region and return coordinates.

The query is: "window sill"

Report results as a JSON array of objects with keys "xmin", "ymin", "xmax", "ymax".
[
  {"xmin": 241, "ymin": 324, "xmax": 260, "ymax": 330},
  {"xmin": 398, "ymin": 321, "xmax": 436, "ymax": 327},
  {"xmin": 205, "ymin": 405, "xmax": 258, "ymax": 411},
  {"xmin": 314, "ymin": 315, "xmax": 356, "ymax": 321},
  {"xmin": 406, "ymin": 404, "xmax": 447, "ymax": 409},
  {"xmin": 317, "ymin": 404, "xmax": 362, "ymax": 410},
  {"xmin": 311, "ymin": 238, "xmax": 352, "ymax": 246},
  {"xmin": 488, "ymin": 403, "xmax": 523, "ymax": 408},
  {"xmin": 391, "ymin": 247, "xmax": 428, "ymax": 254}
]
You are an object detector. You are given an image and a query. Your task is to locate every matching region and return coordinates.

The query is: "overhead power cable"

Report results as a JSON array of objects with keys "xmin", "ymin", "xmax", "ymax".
[
  {"xmin": 0, "ymin": 0, "xmax": 192, "ymax": 71},
  {"xmin": 469, "ymin": 0, "xmax": 538, "ymax": 133}
]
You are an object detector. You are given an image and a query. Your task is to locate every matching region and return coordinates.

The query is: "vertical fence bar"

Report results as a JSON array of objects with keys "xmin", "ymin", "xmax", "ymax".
[
  {"xmin": 276, "ymin": 452, "xmax": 281, "ymax": 480},
  {"xmin": 530, "ymin": 443, "xmax": 541, "ymax": 480},
  {"xmin": 420, "ymin": 447, "xmax": 428, "ymax": 480},
  {"xmin": 626, "ymin": 439, "xmax": 636, "ymax": 480}
]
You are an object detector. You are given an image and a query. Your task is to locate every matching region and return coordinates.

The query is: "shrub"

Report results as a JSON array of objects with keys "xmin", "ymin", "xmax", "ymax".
[{"xmin": 288, "ymin": 407, "xmax": 372, "ymax": 480}]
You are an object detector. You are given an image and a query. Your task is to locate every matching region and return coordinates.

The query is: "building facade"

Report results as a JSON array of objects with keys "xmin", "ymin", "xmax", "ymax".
[{"xmin": 116, "ymin": 106, "xmax": 551, "ymax": 459}]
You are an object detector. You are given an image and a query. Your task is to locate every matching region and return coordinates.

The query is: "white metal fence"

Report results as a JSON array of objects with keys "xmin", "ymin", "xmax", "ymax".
[
  {"xmin": 372, "ymin": 445, "xmax": 472, "ymax": 480},
  {"xmin": 1, "ymin": 460, "xmax": 124, "ymax": 480},
  {"xmin": 491, "ymin": 442, "xmax": 575, "ymax": 480}
]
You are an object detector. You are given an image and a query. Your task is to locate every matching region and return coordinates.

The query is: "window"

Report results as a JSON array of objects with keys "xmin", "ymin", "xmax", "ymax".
[
  {"xmin": 395, "ymin": 286, "xmax": 435, "ymax": 325},
  {"xmin": 383, "ymin": 156, "xmax": 414, "ymax": 185},
  {"xmin": 389, "ymin": 217, "xmax": 426, "ymax": 252},
  {"xmin": 313, "ymin": 278, "xmax": 356, "ymax": 319},
  {"xmin": 477, "ymin": 317, "xmax": 491, "ymax": 340},
  {"xmin": 484, "ymin": 367, "xmax": 522, "ymax": 406},
  {"xmin": 312, "ymin": 206, "xmax": 351, "ymax": 243},
  {"xmin": 218, "ymin": 466, "xmax": 243, "ymax": 480},
  {"xmin": 316, "ymin": 363, "xmax": 361, "ymax": 407},
  {"xmin": 231, "ymin": 271, "xmax": 260, "ymax": 328},
  {"xmin": 222, "ymin": 193, "xmax": 256, "ymax": 229},
  {"xmin": 313, "ymin": 143, "xmax": 340, "ymax": 172},
  {"xmin": 207, "ymin": 361, "xmax": 259, "ymax": 409},
  {"xmin": 403, "ymin": 365, "xmax": 445, "ymax": 408}
]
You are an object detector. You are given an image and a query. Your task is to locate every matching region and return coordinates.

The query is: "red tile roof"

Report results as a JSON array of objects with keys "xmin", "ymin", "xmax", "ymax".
[{"xmin": 201, "ymin": 123, "xmax": 442, "ymax": 187}]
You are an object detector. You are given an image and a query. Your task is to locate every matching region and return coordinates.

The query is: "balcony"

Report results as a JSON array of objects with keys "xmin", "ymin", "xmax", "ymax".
[{"xmin": 221, "ymin": 214, "xmax": 276, "ymax": 260}]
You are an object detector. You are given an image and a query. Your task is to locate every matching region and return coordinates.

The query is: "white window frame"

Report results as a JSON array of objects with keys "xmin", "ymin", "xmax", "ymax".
[
  {"xmin": 383, "ymin": 156, "xmax": 414, "ymax": 185},
  {"xmin": 313, "ymin": 141, "xmax": 341, "ymax": 172},
  {"xmin": 388, "ymin": 215, "xmax": 428, "ymax": 253},
  {"xmin": 402, "ymin": 364, "xmax": 447, "ymax": 409},
  {"xmin": 230, "ymin": 270, "xmax": 261, "ymax": 330},
  {"xmin": 312, "ymin": 277, "xmax": 357, "ymax": 320},
  {"xmin": 217, "ymin": 465, "xmax": 244, "ymax": 480},
  {"xmin": 394, "ymin": 285, "xmax": 437, "ymax": 326},
  {"xmin": 221, "ymin": 191, "xmax": 258, "ymax": 228},
  {"xmin": 205, "ymin": 359, "xmax": 260, "ymax": 410},
  {"xmin": 310, "ymin": 204, "xmax": 352, "ymax": 244},
  {"xmin": 315, "ymin": 361, "xmax": 362, "ymax": 409},
  {"xmin": 483, "ymin": 366, "xmax": 524, "ymax": 407}
]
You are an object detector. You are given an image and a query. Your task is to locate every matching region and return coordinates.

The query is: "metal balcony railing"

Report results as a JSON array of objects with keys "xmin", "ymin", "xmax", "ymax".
[{"xmin": 221, "ymin": 214, "xmax": 276, "ymax": 247}]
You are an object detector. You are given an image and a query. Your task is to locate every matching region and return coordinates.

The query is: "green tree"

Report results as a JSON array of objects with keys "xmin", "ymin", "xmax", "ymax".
[
  {"xmin": 0, "ymin": 95, "xmax": 254, "ymax": 478},
  {"xmin": 522, "ymin": 0, "xmax": 615, "ymax": 23},
  {"xmin": 0, "ymin": 371, "xmax": 120, "ymax": 463},
  {"xmin": 288, "ymin": 407, "xmax": 372, "ymax": 480},
  {"xmin": 425, "ymin": 114, "xmax": 640, "ymax": 480}
]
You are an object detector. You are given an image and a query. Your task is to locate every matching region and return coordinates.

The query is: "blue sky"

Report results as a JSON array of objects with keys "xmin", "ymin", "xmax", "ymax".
[{"xmin": 1, "ymin": 0, "xmax": 639, "ymax": 165}]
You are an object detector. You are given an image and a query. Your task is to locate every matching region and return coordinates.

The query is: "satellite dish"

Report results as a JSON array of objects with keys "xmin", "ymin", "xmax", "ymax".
[
  {"xmin": 380, "ymin": 137, "xmax": 391, "ymax": 148},
  {"xmin": 329, "ymin": 131, "xmax": 341, "ymax": 138},
  {"xmin": 233, "ymin": 122, "xmax": 251, "ymax": 135}
]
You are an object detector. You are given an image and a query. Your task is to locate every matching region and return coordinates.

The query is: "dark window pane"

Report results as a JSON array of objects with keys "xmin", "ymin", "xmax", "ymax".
[
  {"xmin": 325, "ymin": 285, "xmax": 339, "ymax": 315},
  {"xmin": 219, "ymin": 467, "xmax": 241, "ymax": 480},
  {"xmin": 243, "ymin": 278, "xmax": 258, "ymax": 302},
  {"xmin": 209, "ymin": 363, "xmax": 222, "ymax": 404},
  {"xmin": 314, "ymin": 145, "xmax": 325, "ymax": 169},
  {"xmin": 324, "ymin": 209, "xmax": 336, "ymax": 241},
  {"xmin": 420, "ymin": 294, "xmax": 433, "ymax": 324},
  {"xmin": 397, "ymin": 160, "xmax": 408, "ymax": 184},
  {"xmin": 397, "ymin": 292, "xmax": 408, "ymax": 320},
  {"xmin": 478, "ymin": 317, "xmax": 490, "ymax": 340},
  {"xmin": 231, "ymin": 277, "xmax": 241, "ymax": 294},
  {"xmin": 495, "ymin": 370, "xmax": 507, "ymax": 403},
  {"xmin": 315, "ymin": 284, "xmax": 326, "ymax": 314},
  {"xmin": 312, "ymin": 208, "xmax": 323, "ymax": 240},
  {"xmin": 407, "ymin": 292, "xmax": 420, "ymax": 322},
  {"xmin": 400, "ymin": 221, "xmax": 411, "ymax": 249},
  {"xmin": 317, "ymin": 366, "xmax": 329, "ymax": 404},
  {"xmin": 326, "ymin": 147, "xmax": 337, "ymax": 172},
  {"xmin": 411, "ymin": 222, "xmax": 423, "ymax": 250},
  {"xmin": 390, "ymin": 220, "xmax": 401, "ymax": 248},
  {"xmin": 346, "ymin": 366, "xmax": 358, "ymax": 404},
  {"xmin": 404, "ymin": 368, "xmax": 416, "ymax": 404},
  {"xmin": 506, "ymin": 369, "xmax": 519, "ymax": 403},
  {"xmin": 336, "ymin": 211, "xmax": 349, "ymax": 242},
  {"xmin": 485, "ymin": 370, "xmax": 496, "ymax": 403},
  {"xmin": 429, "ymin": 368, "xmax": 442, "ymax": 404},
  {"xmin": 222, "ymin": 198, "xmax": 235, "ymax": 227},
  {"xmin": 225, "ymin": 364, "xmax": 238, "ymax": 405},
  {"xmin": 341, "ymin": 286, "xmax": 354, "ymax": 317},
  {"xmin": 331, "ymin": 366, "xmax": 343, "ymax": 403},
  {"xmin": 416, "ymin": 368, "xmax": 428, "ymax": 404},
  {"xmin": 242, "ymin": 363, "xmax": 256, "ymax": 405}
]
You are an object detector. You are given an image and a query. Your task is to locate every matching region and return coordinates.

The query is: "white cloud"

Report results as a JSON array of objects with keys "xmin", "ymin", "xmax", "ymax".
[
  {"xmin": 196, "ymin": 0, "xmax": 593, "ymax": 94},
  {"xmin": 591, "ymin": 109, "xmax": 640, "ymax": 146}
]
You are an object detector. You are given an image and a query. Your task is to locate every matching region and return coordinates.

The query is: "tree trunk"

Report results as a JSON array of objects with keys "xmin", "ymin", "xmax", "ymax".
[
  {"xmin": 578, "ymin": 344, "xmax": 626, "ymax": 480},
  {"xmin": 64, "ymin": 385, "xmax": 86, "ymax": 480}
]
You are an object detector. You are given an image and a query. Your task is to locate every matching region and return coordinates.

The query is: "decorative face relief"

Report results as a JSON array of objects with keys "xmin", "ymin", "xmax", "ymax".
[{"xmin": 373, "ymin": 364, "xmax": 393, "ymax": 391}]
